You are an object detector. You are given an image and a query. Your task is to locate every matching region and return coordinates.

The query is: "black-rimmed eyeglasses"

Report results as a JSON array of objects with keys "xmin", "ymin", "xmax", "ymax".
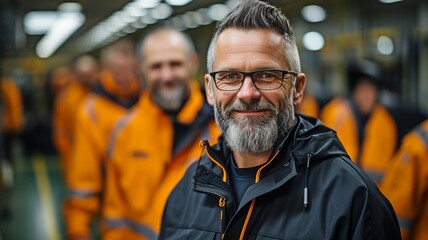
[{"xmin": 209, "ymin": 69, "xmax": 298, "ymax": 91}]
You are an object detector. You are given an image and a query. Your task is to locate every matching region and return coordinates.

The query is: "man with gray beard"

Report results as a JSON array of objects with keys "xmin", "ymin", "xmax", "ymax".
[
  {"xmin": 160, "ymin": 0, "xmax": 400, "ymax": 239},
  {"xmin": 102, "ymin": 27, "xmax": 220, "ymax": 239}
]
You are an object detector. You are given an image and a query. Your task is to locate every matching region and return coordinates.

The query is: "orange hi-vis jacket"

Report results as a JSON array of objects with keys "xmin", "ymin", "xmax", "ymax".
[
  {"xmin": 298, "ymin": 93, "xmax": 319, "ymax": 118},
  {"xmin": 320, "ymin": 97, "xmax": 397, "ymax": 184},
  {"xmin": 64, "ymin": 74, "xmax": 140, "ymax": 239},
  {"xmin": 1, "ymin": 76, "xmax": 24, "ymax": 133},
  {"xmin": 52, "ymin": 80, "xmax": 89, "ymax": 169},
  {"xmin": 380, "ymin": 120, "xmax": 428, "ymax": 240},
  {"xmin": 102, "ymin": 81, "xmax": 220, "ymax": 240}
]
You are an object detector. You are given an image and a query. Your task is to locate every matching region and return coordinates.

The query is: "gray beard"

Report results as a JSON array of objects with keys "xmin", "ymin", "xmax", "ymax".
[
  {"xmin": 214, "ymin": 96, "xmax": 295, "ymax": 153},
  {"xmin": 152, "ymin": 82, "xmax": 187, "ymax": 112}
]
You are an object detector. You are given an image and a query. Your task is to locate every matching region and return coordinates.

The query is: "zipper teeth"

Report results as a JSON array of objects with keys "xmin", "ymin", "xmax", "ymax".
[{"xmin": 240, "ymin": 148, "xmax": 282, "ymax": 240}]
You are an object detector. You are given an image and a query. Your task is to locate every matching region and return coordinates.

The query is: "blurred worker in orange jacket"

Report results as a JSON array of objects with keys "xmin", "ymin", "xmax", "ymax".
[
  {"xmin": 1, "ymin": 75, "xmax": 24, "ymax": 162},
  {"xmin": 320, "ymin": 59, "xmax": 397, "ymax": 184},
  {"xmin": 64, "ymin": 39, "xmax": 141, "ymax": 240},
  {"xmin": 102, "ymin": 27, "xmax": 220, "ymax": 240},
  {"xmin": 380, "ymin": 119, "xmax": 428, "ymax": 240},
  {"xmin": 0, "ymin": 74, "xmax": 23, "ymax": 218},
  {"xmin": 51, "ymin": 66, "xmax": 75, "ymax": 94},
  {"xmin": 297, "ymin": 92, "xmax": 319, "ymax": 118},
  {"xmin": 52, "ymin": 56, "xmax": 98, "ymax": 170}
]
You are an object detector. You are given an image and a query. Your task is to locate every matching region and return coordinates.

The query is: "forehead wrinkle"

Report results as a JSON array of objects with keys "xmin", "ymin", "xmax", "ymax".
[
  {"xmin": 213, "ymin": 29, "xmax": 286, "ymax": 71},
  {"xmin": 214, "ymin": 46, "xmax": 284, "ymax": 71}
]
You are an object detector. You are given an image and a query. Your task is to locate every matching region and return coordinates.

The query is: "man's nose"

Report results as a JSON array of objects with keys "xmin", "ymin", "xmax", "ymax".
[
  {"xmin": 236, "ymin": 77, "xmax": 261, "ymax": 103},
  {"xmin": 159, "ymin": 65, "xmax": 175, "ymax": 82}
]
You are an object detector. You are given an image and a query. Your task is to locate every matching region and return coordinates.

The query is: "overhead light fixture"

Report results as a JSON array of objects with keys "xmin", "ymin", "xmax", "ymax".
[
  {"xmin": 187, "ymin": 11, "xmax": 203, "ymax": 26},
  {"xmin": 36, "ymin": 2, "xmax": 85, "ymax": 58},
  {"xmin": 301, "ymin": 5, "xmax": 326, "ymax": 23},
  {"xmin": 208, "ymin": 4, "xmax": 230, "ymax": 21},
  {"xmin": 379, "ymin": 0, "xmax": 404, "ymax": 3},
  {"xmin": 165, "ymin": 0, "xmax": 192, "ymax": 6},
  {"xmin": 197, "ymin": 8, "xmax": 213, "ymax": 25},
  {"xmin": 124, "ymin": 2, "xmax": 148, "ymax": 17},
  {"xmin": 142, "ymin": 14, "xmax": 157, "ymax": 24},
  {"xmin": 74, "ymin": 0, "xmax": 230, "ymax": 54},
  {"xmin": 181, "ymin": 12, "xmax": 198, "ymax": 29},
  {"xmin": 133, "ymin": 0, "xmax": 161, "ymax": 9},
  {"xmin": 302, "ymin": 31, "xmax": 325, "ymax": 51},
  {"xmin": 377, "ymin": 36, "xmax": 394, "ymax": 55},
  {"xmin": 131, "ymin": 20, "xmax": 147, "ymax": 29},
  {"xmin": 150, "ymin": 3, "xmax": 173, "ymax": 20},
  {"xmin": 58, "ymin": 2, "xmax": 82, "ymax": 12},
  {"xmin": 168, "ymin": 16, "xmax": 185, "ymax": 31},
  {"xmin": 24, "ymin": 11, "xmax": 58, "ymax": 35}
]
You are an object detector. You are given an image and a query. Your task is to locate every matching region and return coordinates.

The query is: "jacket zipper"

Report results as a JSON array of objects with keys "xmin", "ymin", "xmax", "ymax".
[
  {"xmin": 239, "ymin": 147, "xmax": 282, "ymax": 240},
  {"xmin": 200, "ymin": 140, "xmax": 283, "ymax": 239},
  {"xmin": 199, "ymin": 140, "xmax": 228, "ymax": 238}
]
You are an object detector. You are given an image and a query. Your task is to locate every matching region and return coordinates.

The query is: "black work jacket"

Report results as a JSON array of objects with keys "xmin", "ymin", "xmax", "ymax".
[{"xmin": 160, "ymin": 114, "xmax": 401, "ymax": 240}]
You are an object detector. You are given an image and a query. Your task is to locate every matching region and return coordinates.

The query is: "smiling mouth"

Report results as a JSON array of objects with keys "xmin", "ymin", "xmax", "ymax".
[{"xmin": 232, "ymin": 109, "xmax": 271, "ymax": 116}]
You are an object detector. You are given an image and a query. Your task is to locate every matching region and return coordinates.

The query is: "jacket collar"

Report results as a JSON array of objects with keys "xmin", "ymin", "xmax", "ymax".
[{"xmin": 195, "ymin": 114, "xmax": 349, "ymax": 190}]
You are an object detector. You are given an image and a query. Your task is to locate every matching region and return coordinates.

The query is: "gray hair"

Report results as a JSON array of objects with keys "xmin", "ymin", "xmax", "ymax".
[
  {"xmin": 206, "ymin": 0, "xmax": 301, "ymax": 74},
  {"xmin": 136, "ymin": 27, "xmax": 196, "ymax": 61}
]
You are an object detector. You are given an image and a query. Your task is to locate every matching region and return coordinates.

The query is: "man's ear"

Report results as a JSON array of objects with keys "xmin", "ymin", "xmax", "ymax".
[
  {"xmin": 293, "ymin": 73, "xmax": 306, "ymax": 107},
  {"xmin": 204, "ymin": 74, "xmax": 214, "ymax": 106}
]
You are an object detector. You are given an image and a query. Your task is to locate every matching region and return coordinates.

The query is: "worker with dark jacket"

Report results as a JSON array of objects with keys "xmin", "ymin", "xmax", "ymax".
[{"xmin": 160, "ymin": 1, "xmax": 400, "ymax": 239}]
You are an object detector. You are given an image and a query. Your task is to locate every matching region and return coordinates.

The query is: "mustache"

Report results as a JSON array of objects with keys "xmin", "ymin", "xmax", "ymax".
[{"xmin": 223, "ymin": 100, "xmax": 277, "ymax": 116}]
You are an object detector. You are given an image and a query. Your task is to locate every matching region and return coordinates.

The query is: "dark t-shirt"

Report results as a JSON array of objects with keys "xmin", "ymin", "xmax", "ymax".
[{"xmin": 228, "ymin": 155, "xmax": 259, "ymax": 204}]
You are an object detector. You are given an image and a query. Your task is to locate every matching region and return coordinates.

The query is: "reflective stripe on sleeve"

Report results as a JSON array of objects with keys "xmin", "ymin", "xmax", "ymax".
[
  {"xmin": 67, "ymin": 189, "xmax": 100, "ymax": 198},
  {"xmin": 105, "ymin": 218, "xmax": 158, "ymax": 240}
]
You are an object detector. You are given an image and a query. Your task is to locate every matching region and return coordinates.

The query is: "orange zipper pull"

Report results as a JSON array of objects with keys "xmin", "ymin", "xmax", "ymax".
[
  {"xmin": 199, "ymin": 140, "xmax": 207, "ymax": 149},
  {"xmin": 219, "ymin": 197, "xmax": 225, "ymax": 207}
]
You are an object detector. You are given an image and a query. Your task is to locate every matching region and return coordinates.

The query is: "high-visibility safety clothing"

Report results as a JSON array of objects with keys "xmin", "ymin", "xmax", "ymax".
[
  {"xmin": 64, "ymin": 72, "xmax": 140, "ymax": 239},
  {"xmin": 102, "ymin": 81, "xmax": 220, "ymax": 240},
  {"xmin": 52, "ymin": 80, "xmax": 89, "ymax": 169},
  {"xmin": 380, "ymin": 119, "xmax": 428, "ymax": 240},
  {"xmin": 1, "ymin": 77, "xmax": 24, "ymax": 133},
  {"xmin": 297, "ymin": 93, "xmax": 319, "ymax": 118},
  {"xmin": 159, "ymin": 114, "xmax": 400, "ymax": 240},
  {"xmin": 320, "ymin": 97, "xmax": 397, "ymax": 183}
]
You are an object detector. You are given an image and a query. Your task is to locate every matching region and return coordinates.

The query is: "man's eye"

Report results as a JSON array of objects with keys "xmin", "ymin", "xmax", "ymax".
[
  {"xmin": 260, "ymin": 73, "xmax": 275, "ymax": 78},
  {"xmin": 259, "ymin": 71, "xmax": 282, "ymax": 79},
  {"xmin": 222, "ymin": 73, "xmax": 241, "ymax": 80}
]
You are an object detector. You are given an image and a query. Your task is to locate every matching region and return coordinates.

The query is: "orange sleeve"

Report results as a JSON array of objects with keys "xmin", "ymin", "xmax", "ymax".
[
  {"xmin": 298, "ymin": 94, "xmax": 319, "ymax": 118},
  {"xmin": 380, "ymin": 123, "xmax": 428, "ymax": 240},
  {"xmin": 1, "ymin": 78, "xmax": 24, "ymax": 132},
  {"xmin": 102, "ymin": 109, "xmax": 171, "ymax": 239},
  {"xmin": 64, "ymin": 101, "xmax": 103, "ymax": 238},
  {"xmin": 52, "ymin": 92, "xmax": 72, "ymax": 163},
  {"xmin": 320, "ymin": 98, "xmax": 358, "ymax": 160},
  {"xmin": 102, "ymin": 129, "xmax": 131, "ymax": 240},
  {"xmin": 360, "ymin": 106, "xmax": 398, "ymax": 176}
]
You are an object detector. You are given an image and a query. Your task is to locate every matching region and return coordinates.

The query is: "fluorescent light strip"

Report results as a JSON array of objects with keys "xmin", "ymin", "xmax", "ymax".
[
  {"xmin": 24, "ymin": 11, "xmax": 58, "ymax": 35},
  {"xmin": 74, "ymin": 0, "xmax": 238, "ymax": 54},
  {"xmin": 36, "ymin": 12, "xmax": 85, "ymax": 58},
  {"xmin": 379, "ymin": 0, "xmax": 404, "ymax": 3}
]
